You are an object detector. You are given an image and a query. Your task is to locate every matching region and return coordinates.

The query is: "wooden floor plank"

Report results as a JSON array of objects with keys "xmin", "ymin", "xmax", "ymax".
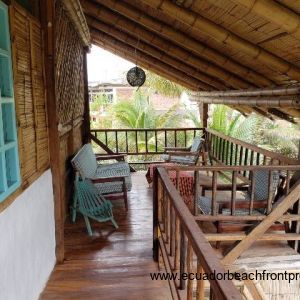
[{"xmin": 40, "ymin": 172, "xmax": 171, "ymax": 300}]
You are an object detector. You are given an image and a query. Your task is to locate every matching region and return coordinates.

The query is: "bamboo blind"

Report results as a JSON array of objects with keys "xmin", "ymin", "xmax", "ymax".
[
  {"xmin": 10, "ymin": 3, "xmax": 50, "ymax": 188},
  {"xmin": 55, "ymin": 1, "xmax": 85, "ymax": 127}
]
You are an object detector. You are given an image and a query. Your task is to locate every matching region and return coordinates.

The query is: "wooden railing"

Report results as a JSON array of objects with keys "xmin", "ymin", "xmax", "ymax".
[
  {"xmin": 206, "ymin": 128, "xmax": 299, "ymax": 169},
  {"xmin": 90, "ymin": 127, "xmax": 204, "ymax": 164},
  {"xmin": 153, "ymin": 167, "xmax": 242, "ymax": 300},
  {"xmin": 160, "ymin": 165, "xmax": 300, "ymax": 265}
]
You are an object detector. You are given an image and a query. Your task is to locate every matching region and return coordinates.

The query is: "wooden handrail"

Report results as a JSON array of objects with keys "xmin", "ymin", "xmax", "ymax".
[
  {"xmin": 90, "ymin": 127, "xmax": 204, "ymax": 161},
  {"xmin": 153, "ymin": 167, "xmax": 242, "ymax": 299},
  {"xmin": 206, "ymin": 128, "xmax": 299, "ymax": 165},
  {"xmin": 163, "ymin": 164, "xmax": 300, "ymax": 172},
  {"xmin": 91, "ymin": 127, "xmax": 205, "ymax": 132}
]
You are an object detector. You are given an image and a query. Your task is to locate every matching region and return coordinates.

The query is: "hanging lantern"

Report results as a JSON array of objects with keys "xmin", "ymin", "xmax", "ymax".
[{"xmin": 126, "ymin": 66, "xmax": 146, "ymax": 87}]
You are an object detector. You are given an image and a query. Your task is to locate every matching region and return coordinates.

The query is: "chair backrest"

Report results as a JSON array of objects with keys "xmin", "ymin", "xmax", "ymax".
[
  {"xmin": 248, "ymin": 170, "xmax": 280, "ymax": 201},
  {"xmin": 75, "ymin": 178, "xmax": 106, "ymax": 214},
  {"xmin": 190, "ymin": 136, "xmax": 204, "ymax": 153},
  {"xmin": 71, "ymin": 143, "xmax": 98, "ymax": 179}
]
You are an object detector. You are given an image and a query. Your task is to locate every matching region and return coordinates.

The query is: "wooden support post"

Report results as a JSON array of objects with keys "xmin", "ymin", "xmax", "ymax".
[
  {"xmin": 82, "ymin": 48, "xmax": 91, "ymax": 144},
  {"xmin": 199, "ymin": 102, "xmax": 208, "ymax": 128},
  {"xmin": 40, "ymin": 0, "xmax": 64, "ymax": 263}
]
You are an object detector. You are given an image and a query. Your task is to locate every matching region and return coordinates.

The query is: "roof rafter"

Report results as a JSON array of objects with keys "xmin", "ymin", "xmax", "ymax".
[
  {"xmin": 230, "ymin": 0, "xmax": 300, "ymax": 41},
  {"xmin": 88, "ymin": 17, "xmax": 227, "ymax": 90},
  {"xmin": 139, "ymin": 0, "xmax": 300, "ymax": 82},
  {"xmin": 86, "ymin": 0, "xmax": 273, "ymax": 87}
]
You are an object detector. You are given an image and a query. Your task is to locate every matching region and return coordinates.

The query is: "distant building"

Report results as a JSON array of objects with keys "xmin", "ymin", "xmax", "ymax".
[{"xmin": 88, "ymin": 81, "xmax": 186, "ymax": 124}]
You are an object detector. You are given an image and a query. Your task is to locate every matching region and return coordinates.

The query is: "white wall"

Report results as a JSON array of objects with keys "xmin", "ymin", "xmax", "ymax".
[{"xmin": 0, "ymin": 170, "xmax": 56, "ymax": 300}]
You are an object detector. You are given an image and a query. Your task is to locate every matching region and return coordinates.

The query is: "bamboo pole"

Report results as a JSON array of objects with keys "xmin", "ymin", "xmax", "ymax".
[
  {"xmin": 139, "ymin": 0, "xmax": 300, "ymax": 81},
  {"xmin": 190, "ymin": 96, "xmax": 300, "ymax": 107},
  {"xmin": 230, "ymin": 0, "xmax": 300, "ymax": 41},
  {"xmin": 86, "ymin": 0, "xmax": 272, "ymax": 87},
  {"xmin": 91, "ymin": 34, "xmax": 199, "ymax": 91},
  {"xmin": 88, "ymin": 19, "xmax": 226, "ymax": 90},
  {"xmin": 83, "ymin": 3, "xmax": 251, "ymax": 89},
  {"xmin": 191, "ymin": 85, "xmax": 300, "ymax": 97},
  {"xmin": 61, "ymin": 0, "xmax": 90, "ymax": 47}
]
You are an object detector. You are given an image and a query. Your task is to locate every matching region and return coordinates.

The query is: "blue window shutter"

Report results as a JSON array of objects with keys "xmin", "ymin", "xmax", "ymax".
[{"xmin": 0, "ymin": 1, "xmax": 21, "ymax": 202}]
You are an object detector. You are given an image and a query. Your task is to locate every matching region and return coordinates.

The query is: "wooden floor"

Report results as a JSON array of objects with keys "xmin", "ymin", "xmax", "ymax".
[{"xmin": 41, "ymin": 172, "xmax": 171, "ymax": 300}]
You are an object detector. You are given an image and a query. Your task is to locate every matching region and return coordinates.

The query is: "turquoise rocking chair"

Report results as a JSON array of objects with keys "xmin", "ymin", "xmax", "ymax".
[{"xmin": 71, "ymin": 175, "xmax": 118, "ymax": 236}]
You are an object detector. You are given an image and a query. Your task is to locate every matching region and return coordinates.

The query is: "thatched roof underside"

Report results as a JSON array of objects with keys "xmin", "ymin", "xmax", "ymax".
[{"xmin": 80, "ymin": 0, "xmax": 300, "ymax": 122}]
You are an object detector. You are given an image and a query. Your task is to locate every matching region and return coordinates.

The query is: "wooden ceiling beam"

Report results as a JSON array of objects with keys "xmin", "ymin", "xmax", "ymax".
[
  {"xmin": 194, "ymin": 85, "xmax": 300, "ymax": 97},
  {"xmin": 85, "ymin": 0, "xmax": 272, "ymax": 87},
  {"xmin": 90, "ymin": 30, "xmax": 211, "ymax": 90},
  {"xmin": 87, "ymin": 17, "xmax": 226, "ymax": 90},
  {"xmin": 230, "ymin": 0, "xmax": 300, "ymax": 41},
  {"xmin": 140, "ymin": 0, "xmax": 300, "ymax": 82},
  {"xmin": 189, "ymin": 96, "xmax": 300, "ymax": 107}
]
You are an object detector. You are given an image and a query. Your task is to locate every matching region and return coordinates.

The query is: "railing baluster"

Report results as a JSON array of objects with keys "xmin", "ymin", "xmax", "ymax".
[
  {"xmin": 196, "ymin": 261, "xmax": 205, "ymax": 300},
  {"xmin": 194, "ymin": 170, "xmax": 200, "ymax": 216},
  {"xmin": 175, "ymin": 130, "xmax": 177, "ymax": 148},
  {"xmin": 174, "ymin": 216, "xmax": 180, "ymax": 271},
  {"xmin": 186, "ymin": 241, "xmax": 193, "ymax": 300},
  {"xmin": 179, "ymin": 224, "xmax": 186, "ymax": 290},
  {"xmin": 170, "ymin": 204, "xmax": 174, "ymax": 257},
  {"xmin": 239, "ymin": 147, "xmax": 244, "ymax": 173},
  {"xmin": 235, "ymin": 144, "xmax": 239, "ymax": 165},
  {"xmin": 267, "ymin": 170, "xmax": 273, "ymax": 213},
  {"xmin": 135, "ymin": 131, "xmax": 138, "ymax": 154},
  {"xmin": 115, "ymin": 131, "xmax": 118, "ymax": 153},
  {"xmin": 230, "ymin": 142, "xmax": 234, "ymax": 166},
  {"xmin": 125, "ymin": 130, "xmax": 128, "ymax": 153},
  {"xmin": 256, "ymin": 152, "xmax": 260, "ymax": 165},
  {"xmin": 105, "ymin": 131, "xmax": 108, "ymax": 146},
  {"xmin": 250, "ymin": 170, "xmax": 256, "ymax": 214},
  {"xmin": 184, "ymin": 130, "xmax": 187, "ymax": 148},
  {"xmin": 231, "ymin": 171, "xmax": 237, "ymax": 215},
  {"xmin": 145, "ymin": 131, "xmax": 148, "ymax": 154},
  {"xmin": 155, "ymin": 130, "xmax": 158, "ymax": 152},
  {"xmin": 286, "ymin": 170, "xmax": 291, "ymax": 195},
  {"xmin": 165, "ymin": 130, "xmax": 167, "ymax": 148},
  {"xmin": 243, "ymin": 148, "xmax": 249, "ymax": 177},
  {"xmin": 212, "ymin": 171, "xmax": 218, "ymax": 215}
]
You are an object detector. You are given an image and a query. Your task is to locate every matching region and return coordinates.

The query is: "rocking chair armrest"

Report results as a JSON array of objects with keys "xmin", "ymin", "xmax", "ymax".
[
  {"xmin": 95, "ymin": 154, "xmax": 126, "ymax": 161},
  {"xmin": 167, "ymin": 151, "xmax": 198, "ymax": 156},
  {"xmin": 164, "ymin": 147, "xmax": 189, "ymax": 151},
  {"xmin": 91, "ymin": 176, "xmax": 126, "ymax": 184}
]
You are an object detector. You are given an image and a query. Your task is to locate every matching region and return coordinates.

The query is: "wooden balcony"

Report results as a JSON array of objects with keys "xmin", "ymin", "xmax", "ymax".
[
  {"xmin": 41, "ymin": 172, "xmax": 172, "ymax": 299},
  {"xmin": 42, "ymin": 127, "xmax": 300, "ymax": 299}
]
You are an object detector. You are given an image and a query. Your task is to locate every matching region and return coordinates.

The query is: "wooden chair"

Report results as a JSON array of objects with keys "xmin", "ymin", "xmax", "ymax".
[
  {"xmin": 197, "ymin": 170, "xmax": 284, "ymax": 247},
  {"xmin": 161, "ymin": 136, "xmax": 206, "ymax": 165},
  {"xmin": 71, "ymin": 175, "xmax": 118, "ymax": 236},
  {"xmin": 71, "ymin": 143, "xmax": 132, "ymax": 210}
]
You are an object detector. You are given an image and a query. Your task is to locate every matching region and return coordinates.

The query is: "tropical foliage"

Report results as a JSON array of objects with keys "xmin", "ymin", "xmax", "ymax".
[{"xmin": 145, "ymin": 71, "xmax": 186, "ymax": 98}]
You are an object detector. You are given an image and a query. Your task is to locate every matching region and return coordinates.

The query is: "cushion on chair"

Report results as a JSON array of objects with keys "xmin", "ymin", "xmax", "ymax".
[
  {"xmin": 245, "ymin": 170, "xmax": 280, "ymax": 201},
  {"xmin": 161, "ymin": 136, "xmax": 204, "ymax": 165},
  {"xmin": 197, "ymin": 196, "xmax": 213, "ymax": 215},
  {"xmin": 71, "ymin": 143, "xmax": 98, "ymax": 179},
  {"xmin": 169, "ymin": 156, "xmax": 196, "ymax": 165},
  {"xmin": 190, "ymin": 136, "xmax": 204, "ymax": 152},
  {"xmin": 95, "ymin": 161, "xmax": 132, "ymax": 192}
]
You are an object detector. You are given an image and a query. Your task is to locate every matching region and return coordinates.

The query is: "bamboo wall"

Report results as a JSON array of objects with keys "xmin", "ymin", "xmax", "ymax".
[
  {"xmin": 55, "ymin": 0, "xmax": 86, "ymax": 216},
  {"xmin": 10, "ymin": 3, "xmax": 50, "ymax": 189}
]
